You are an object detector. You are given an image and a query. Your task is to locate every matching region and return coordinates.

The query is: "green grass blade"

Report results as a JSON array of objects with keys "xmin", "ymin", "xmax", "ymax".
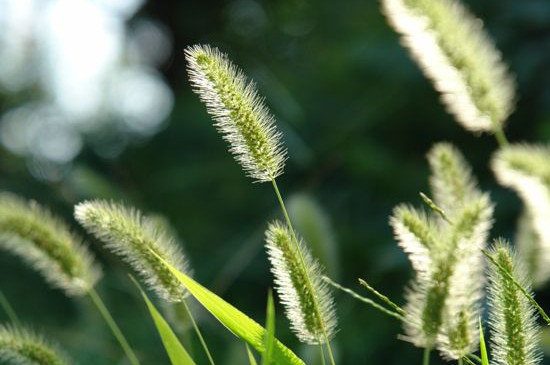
[
  {"xmin": 246, "ymin": 344, "xmax": 259, "ymax": 365},
  {"xmin": 150, "ymin": 250, "xmax": 306, "ymax": 365},
  {"xmin": 479, "ymin": 319, "xmax": 489, "ymax": 365},
  {"xmin": 262, "ymin": 290, "xmax": 275, "ymax": 365},
  {"xmin": 134, "ymin": 279, "xmax": 196, "ymax": 365}
]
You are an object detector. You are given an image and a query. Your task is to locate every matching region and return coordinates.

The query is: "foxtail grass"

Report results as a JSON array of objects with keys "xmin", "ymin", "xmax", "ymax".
[
  {"xmin": 75, "ymin": 200, "xmax": 215, "ymax": 365},
  {"xmin": 187, "ymin": 44, "xmax": 338, "ymax": 364},
  {"xmin": 486, "ymin": 240, "xmax": 541, "ymax": 365},
  {"xmin": 0, "ymin": 193, "xmax": 100, "ymax": 296},
  {"xmin": 381, "ymin": 0, "xmax": 515, "ymax": 141},
  {"xmin": 0, "ymin": 325, "xmax": 69, "ymax": 365},
  {"xmin": 265, "ymin": 222, "xmax": 337, "ymax": 345}
]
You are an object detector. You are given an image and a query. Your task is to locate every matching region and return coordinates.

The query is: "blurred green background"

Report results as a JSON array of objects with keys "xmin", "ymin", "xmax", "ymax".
[{"xmin": 1, "ymin": 0, "xmax": 550, "ymax": 363}]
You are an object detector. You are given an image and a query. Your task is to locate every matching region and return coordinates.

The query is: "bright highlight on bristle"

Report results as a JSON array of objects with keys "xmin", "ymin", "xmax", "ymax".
[
  {"xmin": 492, "ymin": 144, "xmax": 550, "ymax": 287},
  {"xmin": 486, "ymin": 240, "xmax": 541, "ymax": 365},
  {"xmin": 74, "ymin": 200, "xmax": 191, "ymax": 302},
  {"xmin": 382, "ymin": 0, "xmax": 515, "ymax": 134},
  {"xmin": 265, "ymin": 221, "xmax": 337, "ymax": 345},
  {"xmin": 0, "ymin": 193, "xmax": 101, "ymax": 296},
  {"xmin": 185, "ymin": 44, "xmax": 286, "ymax": 182},
  {"xmin": 391, "ymin": 144, "xmax": 493, "ymax": 358},
  {"xmin": 0, "ymin": 325, "xmax": 69, "ymax": 365}
]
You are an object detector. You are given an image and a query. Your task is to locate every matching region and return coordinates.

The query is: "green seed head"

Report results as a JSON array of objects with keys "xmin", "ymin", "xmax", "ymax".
[
  {"xmin": 265, "ymin": 221, "xmax": 337, "ymax": 344},
  {"xmin": 0, "ymin": 325, "xmax": 69, "ymax": 365},
  {"xmin": 185, "ymin": 44, "xmax": 286, "ymax": 182},
  {"xmin": 75, "ymin": 200, "xmax": 191, "ymax": 302},
  {"xmin": 0, "ymin": 193, "xmax": 101, "ymax": 296},
  {"xmin": 487, "ymin": 240, "xmax": 541, "ymax": 365}
]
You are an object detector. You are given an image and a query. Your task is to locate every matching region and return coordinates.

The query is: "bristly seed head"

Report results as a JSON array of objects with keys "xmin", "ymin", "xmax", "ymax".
[
  {"xmin": 185, "ymin": 44, "xmax": 286, "ymax": 182},
  {"xmin": 74, "ymin": 200, "xmax": 191, "ymax": 302},
  {"xmin": 0, "ymin": 325, "xmax": 69, "ymax": 365},
  {"xmin": 0, "ymin": 192, "xmax": 101, "ymax": 296},
  {"xmin": 492, "ymin": 144, "xmax": 550, "ymax": 287},
  {"xmin": 265, "ymin": 221, "xmax": 337, "ymax": 345},
  {"xmin": 382, "ymin": 0, "xmax": 515, "ymax": 134},
  {"xmin": 487, "ymin": 240, "xmax": 541, "ymax": 365}
]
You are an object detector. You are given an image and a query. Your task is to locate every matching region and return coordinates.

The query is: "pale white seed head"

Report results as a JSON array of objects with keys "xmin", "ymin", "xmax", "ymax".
[
  {"xmin": 265, "ymin": 221, "xmax": 337, "ymax": 344},
  {"xmin": 75, "ymin": 200, "xmax": 191, "ymax": 302},
  {"xmin": 437, "ymin": 194, "xmax": 493, "ymax": 359},
  {"xmin": 185, "ymin": 44, "xmax": 286, "ymax": 182},
  {"xmin": 0, "ymin": 193, "xmax": 101, "ymax": 296},
  {"xmin": 492, "ymin": 144, "xmax": 550, "ymax": 286},
  {"xmin": 428, "ymin": 142, "xmax": 478, "ymax": 216},
  {"xmin": 382, "ymin": 0, "xmax": 515, "ymax": 133}
]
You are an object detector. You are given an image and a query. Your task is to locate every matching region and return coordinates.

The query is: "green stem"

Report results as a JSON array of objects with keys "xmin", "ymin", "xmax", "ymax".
[
  {"xmin": 88, "ymin": 288, "xmax": 141, "ymax": 365},
  {"xmin": 182, "ymin": 299, "xmax": 216, "ymax": 365},
  {"xmin": 464, "ymin": 356, "xmax": 478, "ymax": 365},
  {"xmin": 357, "ymin": 278, "xmax": 405, "ymax": 315},
  {"xmin": 423, "ymin": 348, "xmax": 430, "ymax": 365},
  {"xmin": 458, "ymin": 358, "xmax": 463, "ymax": 365},
  {"xmin": 319, "ymin": 345, "xmax": 326, "ymax": 365},
  {"xmin": 323, "ymin": 276, "xmax": 404, "ymax": 320},
  {"xmin": 494, "ymin": 127, "xmax": 509, "ymax": 147},
  {"xmin": 271, "ymin": 179, "xmax": 336, "ymax": 365},
  {"xmin": 0, "ymin": 290, "xmax": 21, "ymax": 327}
]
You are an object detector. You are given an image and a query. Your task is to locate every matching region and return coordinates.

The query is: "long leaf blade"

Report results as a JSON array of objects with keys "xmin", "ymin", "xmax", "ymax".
[
  {"xmin": 262, "ymin": 290, "xmax": 275, "ymax": 365},
  {"xmin": 479, "ymin": 319, "xmax": 489, "ymax": 365},
  {"xmin": 136, "ymin": 281, "xmax": 196, "ymax": 365},
  {"xmin": 151, "ymin": 250, "xmax": 306, "ymax": 365}
]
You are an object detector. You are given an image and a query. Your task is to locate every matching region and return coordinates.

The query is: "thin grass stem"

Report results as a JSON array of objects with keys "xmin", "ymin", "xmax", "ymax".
[
  {"xmin": 319, "ymin": 345, "xmax": 326, "ymax": 365},
  {"xmin": 468, "ymin": 353, "xmax": 482, "ymax": 364},
  {"xmin": 88, "ymin": 288, "xmax": 141, "ymax": 365},
  {"xmin": 271, "ymin": 179, "xmax": 336, "ymax": 365},
  {"xmin": 182, "ymin": 298, "xmax": 216, "ymax": 365},
  {"xmin": 482, "ymin": 249, "xmax": 550, "ymax": 325},
  {"xmin": 458, "ymin": 358, "xmax": 463, "ymax": 365},
  {"xmin": 464, "ymin": 356, "xmax": 478, "ymax": 365},
  {"xmin": 423, "ymin": 348, "xmax": 430, "ymax": 365},
  {"xmin": 323, "ymin": 276, "xmax": 404, "ymax": 320},
  {"xmin": 494, "ymin": 127, "xmax": 509, "ymax": 147},
  {"xmin": 357, "ymin": 278, "xmax": 405, "ymax": 315},
  {"xmin": 0, "ymin": 290, "xmax": 21, "ymax": 327}
]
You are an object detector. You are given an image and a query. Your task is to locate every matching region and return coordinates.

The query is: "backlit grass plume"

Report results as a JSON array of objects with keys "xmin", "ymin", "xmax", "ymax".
[
  {"xmin": 492, "ymin": 144, "xmax": 550, "ymax": 286},
  {"xmin": 486, "ymin": 240, "xmax": 541, "ymax": 365},
  {"xmin": 391, "ymin": 144, "xmax": 493, "ymax": 359},
  {"xmin": 265, "ymin": 221, "xmax": 337, "ymax": 345},
  {"xmin": 428, "ymin": 143, "xmax": 478, "ymax": 215},
  {"xmin": 382, "ymin": 0, "xmax": 515, "ymax": 135},
  {"xmin": 74, "ymin": 200, "xmax": 191, "ymax": 302},
  {"xmin": 0, "ymin": 325, "xmax": 69, "ymax": 365},
  {"xmin": 185, "ymin": 44, "xmax": 286, "ymax": 182},
  {"xmin": 0, "ymin": 193, "xmax": 100, "ymax": 296}
]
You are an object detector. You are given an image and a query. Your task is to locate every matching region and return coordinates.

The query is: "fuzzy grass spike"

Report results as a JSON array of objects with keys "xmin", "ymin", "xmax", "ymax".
[
  {"xmin": 265, "ymin": 221, "xmax": 337, "ymax": 345},
  {"xmin": 382, "ymin": 0, "xmax": 515, "ymax": 135},
  {"xmin": 492, "ymin": 144, "xmax": 550, "ymax": 286},
  {"xmin": 487, "ymin": 240, "xmax": 541, "ymax": 365},
  {"xmin": 0, "ymin": 326, "xmax": 69, "ymax": 365},
  {"xmin": 74, "ymin": 200, "xmax": 191, "ymax": 302},
  {"xmin": 185, "ymin": 44, "xmax": 286, "ymax": 182},
  {"xmin": 0, "ymin": 193, "xmax": 100, "ymax": 296}
]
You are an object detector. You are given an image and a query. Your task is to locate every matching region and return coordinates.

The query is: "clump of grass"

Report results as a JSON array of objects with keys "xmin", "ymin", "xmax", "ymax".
[{"xmin": 0, "ymin": 192, "xmax": 101, "ymax": 296}]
